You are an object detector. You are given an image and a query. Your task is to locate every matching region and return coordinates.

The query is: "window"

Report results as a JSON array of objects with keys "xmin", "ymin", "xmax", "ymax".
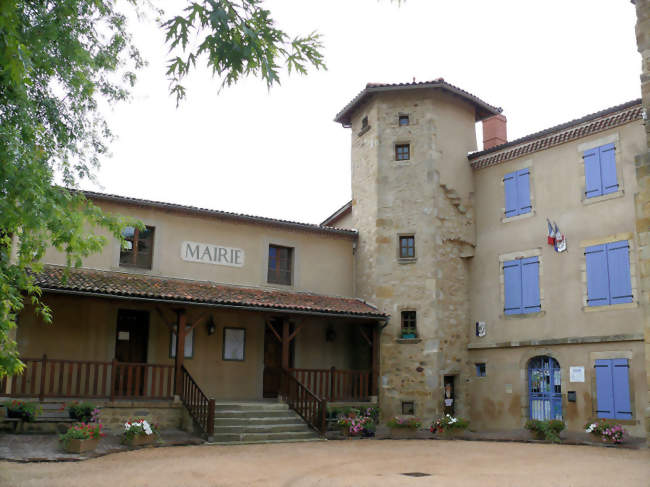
[
  {"xmin": 223, "ymin": 327, "xmax": 246, "ymax": 361},
  {"xmin": 400, "ymin": 311, "xmax": 417, "ymax": 337},
  {"xmin": 585, "ymin": 241, "xmax": 633, "ymax": 306},
  {"xmin": 120, "ymin": 226, "xmax": 155, "ymax": 269},
  {"xmin": 584, "ymin": 143, "xmax": 618, "ymax": 198},
  {"xmin": 395, "ymin": 144, "xmax": 410, "ymax": 161},
  {"xmin": 398, "ymin": 115, "xmax": 410, "ymax": 126},
  {"xmin": 170, "ymin": 326, "xmax": 194, "ymax": 358},
  {"xmin": 401, "ymin": 401, "xmax": 415, "ymax": 415},
  {"xmin": 475, "ymin": 363, "xmax": 486, "ymax": 377},
  {"xmin": 399, "ymin": 235, "xmax": 415, "ymax": 259},
  {"xmin": 503, "ymin": 257, "xmax": 541, "ymax": 315},
  {"xmin": 268, "ymin": 245, "xmax": 293, "ymax": 285},
  {"xmin": 594, "ymin": 359, "xmax": 632, "ymax": 420},
  {"xmin": 504, "ymin": 169, "xmax": 531, "ymax": 217}
]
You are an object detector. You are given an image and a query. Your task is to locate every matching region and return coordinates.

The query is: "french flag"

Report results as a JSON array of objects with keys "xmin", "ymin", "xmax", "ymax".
[{"xmin": 546, "ymin": 218, "xmax": 555, "ymax": 245}]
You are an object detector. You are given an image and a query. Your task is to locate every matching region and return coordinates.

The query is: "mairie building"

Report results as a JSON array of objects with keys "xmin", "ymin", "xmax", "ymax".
[{"xmin": 4, "ymin": 78, "xmax": 648, "ymax": 442}]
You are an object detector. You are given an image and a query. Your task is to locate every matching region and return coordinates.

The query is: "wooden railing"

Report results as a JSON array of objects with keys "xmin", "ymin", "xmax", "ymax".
[
  {"xmin": 289, "ymin": 367, "xmax": 372, "ymax": 402},
  {"xmin": 280, "ymin": 368, "xmax": 327, "ymax": 435},
  {"xmin": 180, "ymin": 365, "xmax": 215, "ymax": 438},
  {"xmin": 0, "ymin": 355, "xmax": 174, "ymax": 400}
]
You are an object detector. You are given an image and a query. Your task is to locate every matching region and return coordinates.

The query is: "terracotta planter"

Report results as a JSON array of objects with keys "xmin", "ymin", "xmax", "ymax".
[
  {"xmin": 64, "ymin": 437, "xmax": 99, "ymax": 454},
  {"xmin": 390, "ymin": 428, "xmax": 417, "ymax": 439},
  {"xmin": 126, "ymin": 434, "xmax": 156, "ymax": 447}
]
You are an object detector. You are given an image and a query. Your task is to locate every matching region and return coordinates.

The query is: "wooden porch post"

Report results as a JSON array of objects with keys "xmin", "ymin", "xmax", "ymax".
[
  {"xmin": 281, "ymin": 319, "xmax": 290, "ymax": 370},
  {"xmin": 174, "ymin": 309, "xmax": 187, "ymax": 396},
  {"xmin": 371, "ymin": 324, "xmax": 380, "ymax": 397}
]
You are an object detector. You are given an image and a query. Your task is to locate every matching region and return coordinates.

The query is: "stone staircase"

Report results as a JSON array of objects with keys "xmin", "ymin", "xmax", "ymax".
[{"xmin": 209, "ymin": 401, "xmax": 322, "ymax": 444}]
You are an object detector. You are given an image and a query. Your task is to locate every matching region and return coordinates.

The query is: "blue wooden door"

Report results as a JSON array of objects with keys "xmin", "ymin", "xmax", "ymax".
[{"xmin": 528, "ymin": 356, "xmax": 562, "ymax": 420}]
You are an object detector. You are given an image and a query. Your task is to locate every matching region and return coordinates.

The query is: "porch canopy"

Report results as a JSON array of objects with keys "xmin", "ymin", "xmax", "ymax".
[{"xmin": 25, "ymin": 265, "xmax": 386, "ymax": 400}]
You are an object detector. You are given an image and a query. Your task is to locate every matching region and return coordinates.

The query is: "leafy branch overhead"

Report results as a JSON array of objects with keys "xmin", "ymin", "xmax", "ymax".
[{"xmin": 163, "ymin": 0, "xmax": 326, "ymax": 104}]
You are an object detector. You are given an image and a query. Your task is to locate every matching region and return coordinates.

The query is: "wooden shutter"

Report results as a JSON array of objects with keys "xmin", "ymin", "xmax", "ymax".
[
  {"xmin": 611, "ymin": 358, "xmax": 632, "ymax": 420},
  {"xmin": 583, "ymin": 148, "xmax": 602, "ymax": 198},
  {"xmin": 585, "ymin": 244, "xmax": 609, "ymax": 306},
  {"xmin": 594, "ymin": 359, "xmax": 615, "ymax": 419},
  {"xmin": 521, "ymin": 257, "xmax": 541, "ymax": 313},
  {"xmin": 516, "ymin": 169, "xmax": 532, "ymax": 215},
  {"xmin": 503, "ymin": 259, "xmax": 522, "ymax": 315},
  {"xmin": 503, "ymin": 171, "xmax": 519, "ymax": 217},
  {"xmin": 599, "ymin": 143, "xmax": 618, "ymax": 195},
  {"xmin": 606, "ymin": 241, "xmax": 633, "ymax": 305}
]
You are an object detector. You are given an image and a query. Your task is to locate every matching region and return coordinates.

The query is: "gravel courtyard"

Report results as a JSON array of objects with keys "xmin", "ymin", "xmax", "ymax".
[{"xmin": 1, "ymin": 440, "xmax": 648, "ymax": 487}]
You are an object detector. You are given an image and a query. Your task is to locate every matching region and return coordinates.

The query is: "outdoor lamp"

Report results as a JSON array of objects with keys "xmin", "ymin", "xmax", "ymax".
[{"xmin": 206, "ymin": 316, "xmax": 216, "ymax": 336}]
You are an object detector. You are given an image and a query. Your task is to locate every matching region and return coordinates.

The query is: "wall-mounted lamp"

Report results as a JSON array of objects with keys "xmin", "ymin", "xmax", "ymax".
[{"xmin": 206, "ymin": 316, "xmax": 216, "ymax": 336}]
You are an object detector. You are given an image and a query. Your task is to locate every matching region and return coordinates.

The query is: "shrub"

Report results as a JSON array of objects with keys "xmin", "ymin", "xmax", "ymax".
[
  {"xmin": 430, "ymin": 414, "xmax": 469, "ymax": 433},
  {"xmin": 2, "ymin": 400, "xmax": 42, "ymax": 422},
  {"xmin": 67, "ymin": 402, "xmax": 100, "ymax": 423},
  {"xmin": 387, "ymin": 416, "xmax": 421, "ymax": 429},
  {"xmin": 525, "ymin": 419, "xmax": 565, "ymax": 443},
  {"xmin": 59, "ymin": 422, "xmax": 104, "ymax": 448},
  {"xmin": 122, "ymin": 419, "xmax": 159, "ymax": 443}
]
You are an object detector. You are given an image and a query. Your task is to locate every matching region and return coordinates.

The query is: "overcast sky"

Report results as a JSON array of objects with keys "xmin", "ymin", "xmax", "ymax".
[{"xmin": 83, "ymin": 0, "xmax": 641, "ymax": 225}]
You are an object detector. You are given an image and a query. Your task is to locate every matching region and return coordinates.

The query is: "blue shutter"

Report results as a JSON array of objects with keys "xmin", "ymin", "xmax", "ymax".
[
  {"xmin": 516, "ymin": 169, "xmax": 532, "ymax": 215},
  {"xmin": 595, "ymin": 360, "xmax": 615, "ymax": 419},
  {"xmin": 611, "ymin": 358, "xmax": 632, "ymax": 420},
  {"xmin": 521, "ymin": 257, "xmax": 541, "ymax": 313},
  {"xmin": 585, "ymin": 244, "xmax": 610, "ymax": 306},
  {"xmin": 606, "ymin": 241, "xmax": 633, "ymax": 305},
  {"xmin": 584, "ymin": 148, "xmax": 602, "ymax": 198},
  {"xmin": 503, "ymin": 259, "xmax": 522, "ymax": 314},
  {"xmin": 504, "ymin": 171, "xmax": 518, "ymax": 217},
  {"xmin": 599, "ymin": 144, "xmax": 618, "ymax": 195}
]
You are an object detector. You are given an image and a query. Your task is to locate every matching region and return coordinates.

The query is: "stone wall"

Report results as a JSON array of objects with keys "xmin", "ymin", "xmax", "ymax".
[
  {"xmin": 93, "ymin": 399, "xmax": 187, "ymax": 434},
  {"xmin": 633, "ymin": 0, "xmax": 650, "ymax": 443}
]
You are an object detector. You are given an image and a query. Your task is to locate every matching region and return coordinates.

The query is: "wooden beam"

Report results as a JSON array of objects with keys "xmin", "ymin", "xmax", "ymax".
[
  {"xmin": 371, "ymin": 325, "xmax": 379, "ymax": 396},
  {"xmin": 266, "ymin": 321, "xmax": 282, "ymax": 343},
  {"xmin": 155, "ymin": 306, "xmax": 176, "ymax": 331},
  {"xmin": 287, "ymin": 324, "xmax": 302, "ymax": 342},
  {"xmin": 281, "ymin": 320, "xmax": 290, "ymax": 370},
  {"xmin": 187, "ymin": 311, "xmax": 210, "ymax": 333},
  {"xmin": 359, "ymin": 327, "xmax": 372, "ymax": 346},
  {"xmin": 174, "ymin": 310, "xmax": 187, "ymax": 396}
]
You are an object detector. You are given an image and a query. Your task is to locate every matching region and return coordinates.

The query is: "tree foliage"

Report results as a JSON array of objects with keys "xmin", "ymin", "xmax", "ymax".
[{"xmin": 0, "ymin": 0, "xmax": 326, "ymax": 377}]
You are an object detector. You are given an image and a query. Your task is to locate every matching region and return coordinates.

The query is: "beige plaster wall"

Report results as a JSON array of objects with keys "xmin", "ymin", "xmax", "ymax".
[
  {"xmin": 41, "ymin": 200, "xmax": 355, "ymax": 298},
  {"xmin": 468, "ymin": 341, "xmax": 647, "ymax": 437},
  {"xmin": 470, "ymin": 122, "xmax": 646, "ymax": 347}
]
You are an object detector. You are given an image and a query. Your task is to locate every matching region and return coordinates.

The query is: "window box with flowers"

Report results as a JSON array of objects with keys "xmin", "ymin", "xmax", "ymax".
[
  {"xmin": 387, "ymin": 416, "xmax": 421, "ymax": 439},
  {"xmin": 430, "ymin": 414, "xmax": 469, "ymax": 439},
  {"xmin": 585, "ymin": 419, "xmax": 627, "ymax": 445},
  {"xmin": 60, "ymin": 422, "xmax": 105, "ymax": 453},
  {"xmin": 123, "ymin": 419, "xmax": 159, "ymax": 446}
]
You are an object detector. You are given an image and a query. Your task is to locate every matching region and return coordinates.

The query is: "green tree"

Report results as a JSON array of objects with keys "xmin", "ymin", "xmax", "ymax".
[{"xmin": 0, "ymin": 0, "xmax": 326, "ymax": 376}]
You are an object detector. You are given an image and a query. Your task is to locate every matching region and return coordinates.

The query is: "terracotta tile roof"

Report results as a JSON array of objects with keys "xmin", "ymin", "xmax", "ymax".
[
  {"xmin": 469, "ymin": 99, "xmax": 643, "ymax": 169},
  {"xmin": 321, "ymin": 200, "xmax": 352, "ymax": 227},
  {"xmin": 334, "ymin": 78, "xmax": 502, "ymax": 126},
  {"xmin": 34, "ymin": 266, "xmax": 387, "ymax": 319},
  {"xmin": 81, "ymin": 190, "xmax": 358, "ymax": 239}
]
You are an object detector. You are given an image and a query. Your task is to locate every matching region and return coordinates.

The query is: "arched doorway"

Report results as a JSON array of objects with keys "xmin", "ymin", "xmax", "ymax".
[{"xmin": 528, "ymin": 356, "xmax": 562, "ymax": 420}]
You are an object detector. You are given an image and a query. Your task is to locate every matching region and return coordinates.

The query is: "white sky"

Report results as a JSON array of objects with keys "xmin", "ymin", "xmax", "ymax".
[{"xmin": 84, "ymin": 0, "xmax": 641, "ymax": 224}]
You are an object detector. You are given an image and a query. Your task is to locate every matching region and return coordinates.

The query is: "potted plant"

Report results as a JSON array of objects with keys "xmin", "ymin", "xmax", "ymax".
[
  {"xmin": 123, "ymin": 419, "xmax": 159, "ymax": 446},
  {"xmin": 401, "ymin": 327, "xmax": 417, "ymax": 339},
  {"xmin": 337, "ymin": 408, "xmax": 375, "ymax": 438},
  {"xmin": 2, "ymin": 400, "xmax": 42, "ymax": 422},
  {"xmin": 430, "ymin": 414, "xmax": 469, "ymax": 439},
  {"xmin": 525, "ymin": 419, "xmax": 565, "ymax": 443},
  {"xmin": 66, "ymin": 401, "xmax": 100, "ymax": 423},
  {"xmin": 585, "ymin": 420, "xmax": 626, "ymax": 444},
  {"xmin": 60, "ymin": 422, "xmax": 104, "ymax": 453},
  {"xmin": 387, "ymin": 416, "xmax": 421, "ymax": 439}
]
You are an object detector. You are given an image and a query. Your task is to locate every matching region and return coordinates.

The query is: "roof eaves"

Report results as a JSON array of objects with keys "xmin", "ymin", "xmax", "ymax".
[{"xmin": 321, "ymin": 200, "xmax": 352, "ymax": 226}]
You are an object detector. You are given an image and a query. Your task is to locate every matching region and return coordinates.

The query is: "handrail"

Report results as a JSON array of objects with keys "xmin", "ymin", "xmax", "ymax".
[
  {"xmin": 180, "ymin": 365, "xmax": 215, "ymax": 438},
  {"xmin": 289, "ymin": 367, "xmax": 372, "ymax": 401},
  {"xmin": 279, "ymin": 368, "xmax": 327, "ymax": 435}
]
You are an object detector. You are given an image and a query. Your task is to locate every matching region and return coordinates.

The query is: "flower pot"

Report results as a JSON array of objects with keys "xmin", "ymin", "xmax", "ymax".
[
  {"xmin": 390, "ymin": 428, "xmax": 417, "ymax": 439},
  {"xmin": 6, "ymin": 409, "xmax": 22, "ymax": 420},
  {"xmin": 64, "ymin": 437, "xmax": 99, "ymax": 454},
  {"xmin": 126, "ymin": 434, "xmax": 156, "ymax": 447},
  {"xmin": 441, "ymin": 428, "xmax": 465, "ymax": 439}
]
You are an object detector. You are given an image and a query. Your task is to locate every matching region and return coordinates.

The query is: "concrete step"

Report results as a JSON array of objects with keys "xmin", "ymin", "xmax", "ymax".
[
  {"xmin": 212, "ymin": 402, "xmax": 288, "ymax": 412},
  {"xmin": 212, "ymin": 409, "xmax": 297, "ymax": 419},
  {"xmin": 207, "ymin": 437, "xmax": 325, "ymax": 446},
  {"xmin": 212, "ymin": 424, "xmax": 313, "ymax": 435},
  {"xmin": 213, "ymin": 416, "xmax": 304, "ymax": 427},
  {"xmin": 210, "ymin": 430, "xmax": 319, "ymax": 443}
]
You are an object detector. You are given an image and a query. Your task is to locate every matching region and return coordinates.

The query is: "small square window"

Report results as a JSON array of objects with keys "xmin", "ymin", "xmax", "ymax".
[
  {"xmin": 400, "ymin": 311, "xmax": 417, "ymax": 338},
  {"xmin": 401, "ymin": 401, "xmax": 415, "ymax": 415},
  {"xmin": 395, "ymin": 144, "xmax": 410, "ymax": 161},
  {"xmin": 399, "ymin": 236, "xmax": 415, "ymax": 259},
  {"xmin": 120, "ymin": 226, "xmax": 155, "ymax": 269},
  {"xmin": 398, "ymin": 115, "xmax": 409, "ymax": 126},
  {"xmin": 475, "ymin": 363, "xmax": 486, "ymax": 377}
]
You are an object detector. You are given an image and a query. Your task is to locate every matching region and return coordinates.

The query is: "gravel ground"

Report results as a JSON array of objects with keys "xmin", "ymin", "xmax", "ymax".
[{"xmin": 1, "ymin": 439, "xmax": 648, "ymax": 487}]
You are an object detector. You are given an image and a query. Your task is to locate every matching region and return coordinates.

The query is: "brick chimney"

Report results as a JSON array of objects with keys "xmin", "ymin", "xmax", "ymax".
[{"xmin": 482, "ymin": 114, "xmax": 507, "ymax": 150}]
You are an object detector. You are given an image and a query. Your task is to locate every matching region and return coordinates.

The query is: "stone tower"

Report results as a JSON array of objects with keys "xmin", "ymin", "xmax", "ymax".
[{"xmin": 335, "ymin": 80, "xmax": 501, "ymax": 420}]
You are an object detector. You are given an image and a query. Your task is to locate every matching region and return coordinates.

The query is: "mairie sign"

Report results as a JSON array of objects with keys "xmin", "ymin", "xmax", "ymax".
[{"xmin": 181, "ymin": 241, "xmax": 244, "ymax": 268}]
